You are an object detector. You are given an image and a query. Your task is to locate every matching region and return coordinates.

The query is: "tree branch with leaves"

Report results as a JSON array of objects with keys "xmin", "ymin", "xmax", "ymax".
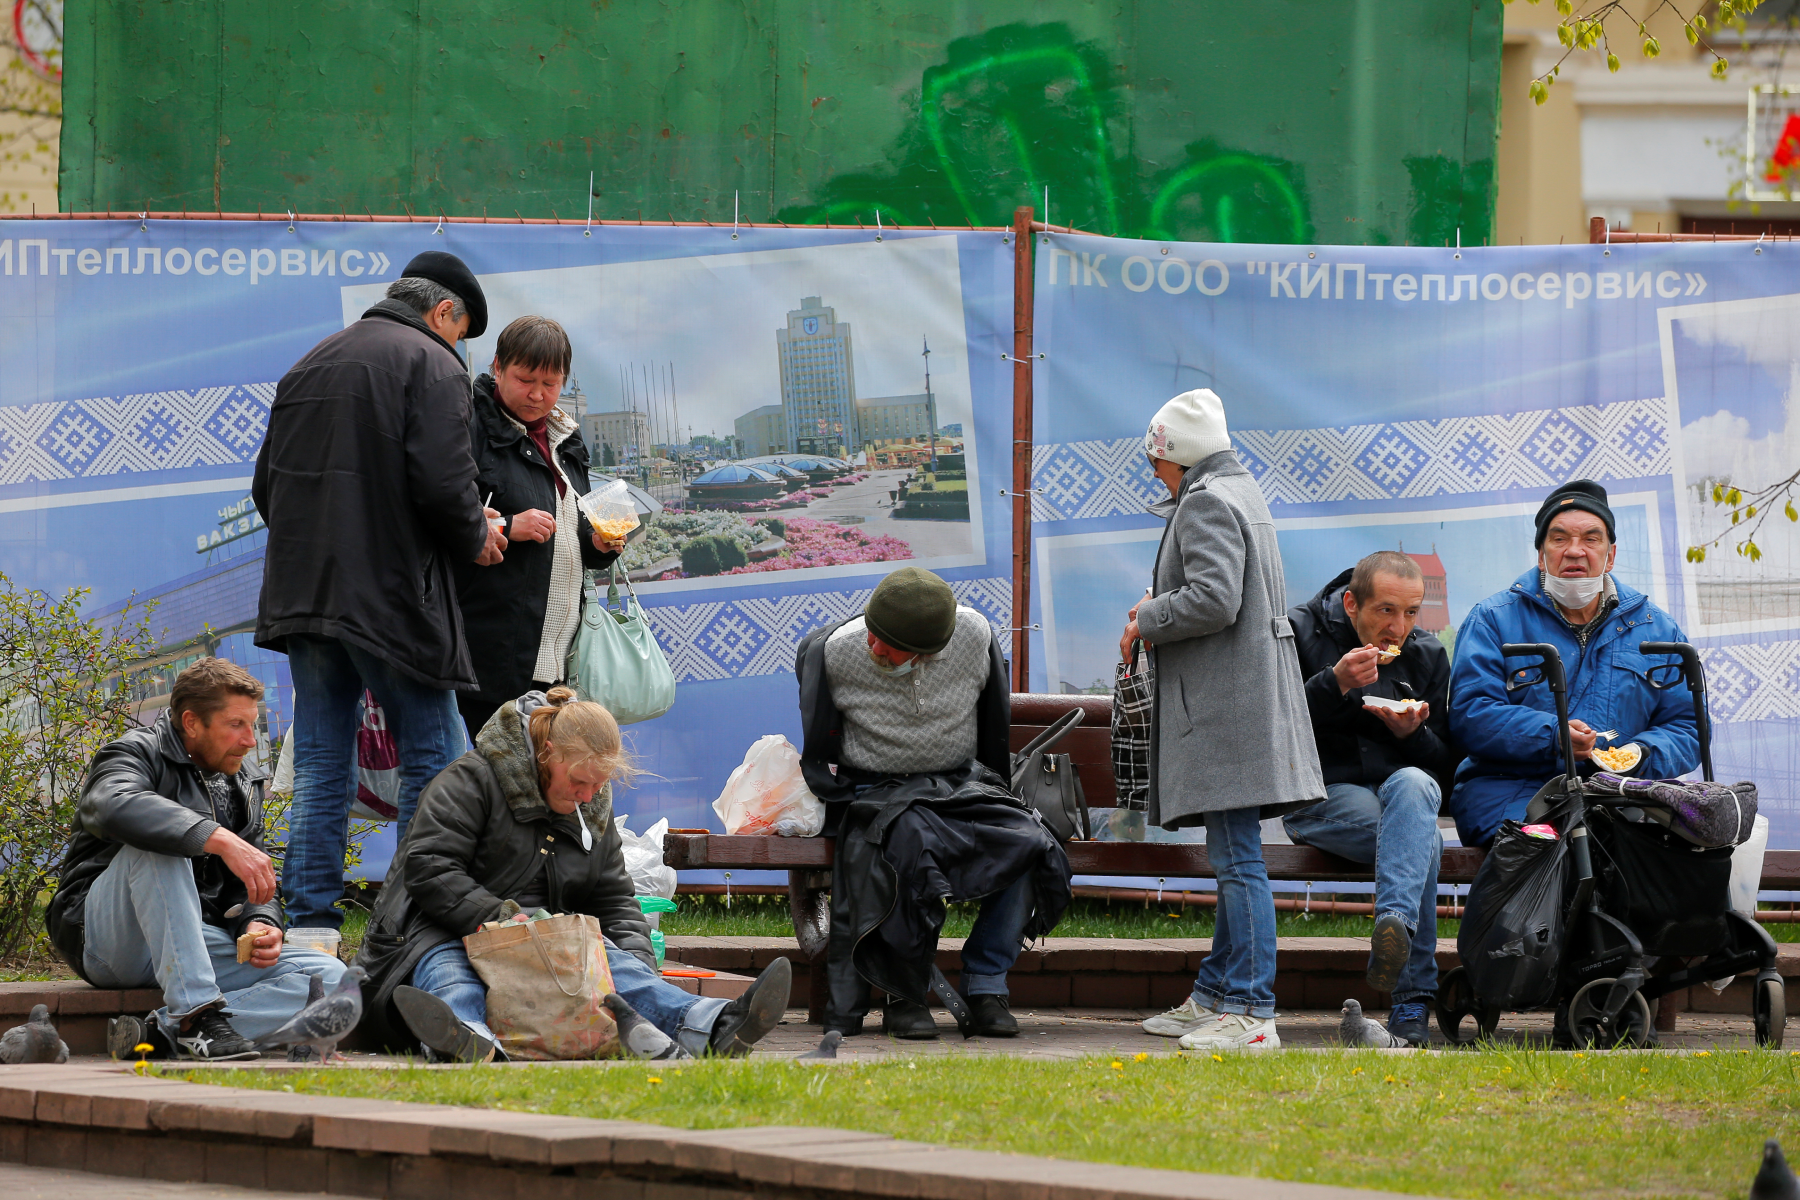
[
  {"xmin": 1518, "ymin": 0, "xmax": 1757, "ymax": 104},
  {"xmin": 1686, "ymin": 469, "xmax": 1800, "ymax": 563}
]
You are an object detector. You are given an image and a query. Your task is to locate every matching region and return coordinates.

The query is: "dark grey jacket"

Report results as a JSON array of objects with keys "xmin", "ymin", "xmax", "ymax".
[
  {"xmin": 352, "ymin": 692, "xmax": 651, "ymax": 1050},
  {"xmin": 254, "ymin": 300, "xmax": 491, "ymax": 690},
  {"xmin": 47, "ymin": 712, "xmax": 281, "ymax": 976}
]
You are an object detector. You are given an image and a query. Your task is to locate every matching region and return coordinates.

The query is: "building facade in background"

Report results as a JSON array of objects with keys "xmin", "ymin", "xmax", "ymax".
[
  {"xmin": 585, "ymin": 408, "xmax": 652, "ymax": 466},
  {"xmin": 777, "ymin": 296, "xmax": 858, "ymax": 458},
  {"xmin": 733, "ymin": 403, "xmax": 785, "ymax": 456},
  {"xmin": 1496, "ymin": 2, "xmax": 1800, "ymax": 242},
  {"xmin": 557, "ymin": 376, "xmax": 586, "ymax": 425},
  {"xmin": 855, "ymin": 393, "xmax": 934, "ymax": 446}
]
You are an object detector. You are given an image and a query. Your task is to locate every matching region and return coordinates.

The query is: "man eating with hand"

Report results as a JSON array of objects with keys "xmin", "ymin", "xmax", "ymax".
[
  {"xmin": 1281, "ymin": 551, "xmax": 1459, "ymax": 1047},
  {"xmin": 47, "ymin": 659, "xmax": 346, "ymax": 1062}
]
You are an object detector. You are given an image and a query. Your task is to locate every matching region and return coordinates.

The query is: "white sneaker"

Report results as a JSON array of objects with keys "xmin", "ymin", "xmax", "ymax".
[
  {"xmin": 1177, "ymin": 1012, "xmax": 1281, "ymax": 1051},
  {"xmin": 1142, "ymin": 996, "xmax": 1217, "ymax": 1037}
]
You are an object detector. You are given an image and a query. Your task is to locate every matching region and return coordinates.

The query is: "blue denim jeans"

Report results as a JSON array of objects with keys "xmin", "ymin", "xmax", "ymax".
[
  {"xmin": 1190, "ymin": 807, "xmax": 1278, "ymax": 1019},
  {"xmin": 1282, "ymin": 767, "xmax": 1443, "ymax": 1004},
  {"xmin": 959, "ymin": 874, "xmax": 1034, "ymax": 997},
  {"xmin": 283, "ymin": 635, "xmax": 468, "ymax": 929},
  {"xmin": 411, "ymin": 937, "xmax": 730, "ymax": 1057},
  {"xmin": 80, "ymin": 844, "xmax": 347, "ymax": 1042}
]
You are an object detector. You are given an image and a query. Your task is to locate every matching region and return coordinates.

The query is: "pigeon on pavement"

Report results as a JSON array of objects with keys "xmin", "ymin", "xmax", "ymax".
[
  {"xmin": 797, "ymin": 1031, "xmax": 841, "ymax": 1061},
  {"xmin": 0, "ymin": 1005, "xmax": 69, "ymax": 1064},
  {"xmin": 259, "ymin": 966, "xmax": 365, "ymax": 1063},
  {"xmin": 1339, "ymin": 999, "xmax": 1400, "ymax": 1048},
  {"xmin": 604, "ymin": 993, "xmax": 691, "ymax": 1060},
  {"xmin": 1753, "ymin": 1139, "xmax": 1800, "ymax": 1200}
]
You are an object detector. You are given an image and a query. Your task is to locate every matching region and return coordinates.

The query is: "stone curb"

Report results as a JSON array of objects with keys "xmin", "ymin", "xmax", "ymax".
[{"xmin": 0, "ymin": 1063, "xmax": 1444, "ymax": 1200}]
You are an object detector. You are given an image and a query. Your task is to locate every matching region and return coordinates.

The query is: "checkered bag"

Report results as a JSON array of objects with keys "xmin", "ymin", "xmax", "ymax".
[{"xmin": 1110, "ymin": 640, "xmax": 1153, "ymax": 812}]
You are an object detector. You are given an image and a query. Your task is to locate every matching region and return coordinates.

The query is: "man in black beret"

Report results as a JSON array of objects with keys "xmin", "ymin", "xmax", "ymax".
[{"xmin": 254, "ymin": 250, "xmax": 505, "ymax": 932}]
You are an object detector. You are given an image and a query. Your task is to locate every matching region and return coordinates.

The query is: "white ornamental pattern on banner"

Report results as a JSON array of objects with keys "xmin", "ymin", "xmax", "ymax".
[
  {"xmin": 0, "ymin": 385, "xmax": 274, "ymax": 485},
  {"xmin": 1030, "ymin": 397, "xmax": 1671, "ymax": 521},
  {"xmin": 642, "ymin": 577, "xmax": 1012, "ymax": 684},
  {"xmin": 1699, "ymin": 642, "xmax": 1800, "ymax": 723}
]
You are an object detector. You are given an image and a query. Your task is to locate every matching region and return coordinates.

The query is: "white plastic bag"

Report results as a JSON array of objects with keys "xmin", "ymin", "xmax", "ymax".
[
  {"xmin": 615, "ymin": 814, "xmax": 677, "ymax": 899},
  {"xmin": 1728, "ymin": 813, "xmax": 1770, "ymax": 915},
  {"xmin": 712, "ymin": 735, "xmax": 824, "ymax": 837}
]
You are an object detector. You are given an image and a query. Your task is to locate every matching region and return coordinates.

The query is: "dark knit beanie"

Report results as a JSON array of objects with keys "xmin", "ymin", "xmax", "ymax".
[
  {"xmin": 1534, "ymin": 479, "xmax": 1615, "ymax": 548},
  {"xmin": 401, "ymin": 251, "xmax": 489, "ymax": 338},
  {"xmin": 864, "ymin": 566, "xmax": 958, "ymax": 655}
]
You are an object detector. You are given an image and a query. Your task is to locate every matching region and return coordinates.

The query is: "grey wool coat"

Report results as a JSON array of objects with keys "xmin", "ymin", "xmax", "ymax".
[{"xmin": 1135, "ymin": 450, "xmax": 1325, "ymax": 828}]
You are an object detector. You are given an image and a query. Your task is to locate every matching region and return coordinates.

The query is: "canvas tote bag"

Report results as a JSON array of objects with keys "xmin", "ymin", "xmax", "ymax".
[
  {"xmin": 463, "ymin": 913, "xmax": 620, "ymax": 1060},
  {"xmin": 566, "ymin": 564, "xmax": 677, "ymax": 725}
]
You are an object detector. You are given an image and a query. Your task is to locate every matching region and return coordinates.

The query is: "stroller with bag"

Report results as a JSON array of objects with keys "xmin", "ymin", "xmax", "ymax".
[{"xmin": 1436, "ymin": 640, "xmax": 1784, "ymax": 1048}]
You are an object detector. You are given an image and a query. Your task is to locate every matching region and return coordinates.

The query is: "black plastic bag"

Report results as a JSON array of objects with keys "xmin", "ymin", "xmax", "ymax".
[{"xmin": 1458, "ymin": 820, "xmax": 1572, "ymax": 1011}]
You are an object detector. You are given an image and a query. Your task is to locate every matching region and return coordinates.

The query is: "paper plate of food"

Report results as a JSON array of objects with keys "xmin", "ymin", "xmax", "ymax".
[{"xmin": 1362, "ymin": 695, "xmax": 1425, "ymax": 714}]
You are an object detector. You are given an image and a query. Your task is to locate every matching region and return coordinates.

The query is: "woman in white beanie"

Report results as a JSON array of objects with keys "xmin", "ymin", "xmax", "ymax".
[{"xmin": 1121, "ymin": 388, "xmax": 1324, "ymax": 1051}]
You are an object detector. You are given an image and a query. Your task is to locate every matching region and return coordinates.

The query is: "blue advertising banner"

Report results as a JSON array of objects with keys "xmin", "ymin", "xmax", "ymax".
[
  {"xmin": 1030, "ymin": 232, "xmax": 1800, "ymax": 848},
  {"xmin": 1, "ymin": 218, "xmax": 1014, "ymax": 873}
]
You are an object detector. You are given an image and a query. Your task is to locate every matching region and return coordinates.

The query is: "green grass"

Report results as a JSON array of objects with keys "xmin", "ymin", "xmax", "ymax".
[
  {"xmin": 663, "ymin": 893, "xmax": 1800, "ymax": 942},
  {"xmin": 190, "ymin": 1048, "xmax": 1800, "ymax": 1199},
  {"xmin": 664, "ymin": 894, "xmax": 1427, "ymax": 940}
]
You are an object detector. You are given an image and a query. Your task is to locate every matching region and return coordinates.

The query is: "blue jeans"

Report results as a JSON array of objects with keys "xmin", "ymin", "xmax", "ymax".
[
  {"xmin": 960, "ymin": 874, "xmax": 1035, "ymax": 997},
  {"xmin": 283, "ymin": 635, "xmax": 468, "ymax": 929},
  {"xmin": 80, "ymin": 844, "xmax": 347, "ymax": 1042},
  {"xmin": 1282, "ymin": 767, "xmax": 1443, "ymax": 1004},
  {"xmin": 411, "ymin": 937, "xmax": 730, "ymax": 1057},
  {"xmin": 1190, "ymin": 807, "xmax": 1278, "ymax": 1019}
]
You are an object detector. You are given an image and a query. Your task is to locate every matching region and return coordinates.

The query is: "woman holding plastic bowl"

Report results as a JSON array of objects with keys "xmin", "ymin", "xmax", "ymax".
[{"xmin": 452, "ymin": 316, "xmax": 636, "ymax": 740}]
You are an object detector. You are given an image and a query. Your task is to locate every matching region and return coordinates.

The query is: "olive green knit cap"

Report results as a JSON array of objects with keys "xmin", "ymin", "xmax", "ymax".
[{"xmin": 864, "ymin": 566, "xmax": 958, "ymax": 655}]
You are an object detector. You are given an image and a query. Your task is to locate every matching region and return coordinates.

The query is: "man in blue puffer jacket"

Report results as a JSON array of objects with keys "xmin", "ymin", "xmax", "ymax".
[{"xmin": 1448, "ymin": 480, "xmax": 1698, "ymax": 847}]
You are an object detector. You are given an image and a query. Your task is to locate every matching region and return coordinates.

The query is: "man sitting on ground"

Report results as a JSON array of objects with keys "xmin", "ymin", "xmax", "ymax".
[
  {"xmin": 48, "ymin": 659, "xmax": 346, "ymax": 1062},
  {"xmin": 1277, "ymin": 551, "xmax": 1458, "ymax": 1047},
  {"xmin": 1449, "ymin": 480, "xmax": 1696, "ymax": 847},
  {"xmin": 796, "ymin": 566, "xmax": 1072, "ymax": 1040}
]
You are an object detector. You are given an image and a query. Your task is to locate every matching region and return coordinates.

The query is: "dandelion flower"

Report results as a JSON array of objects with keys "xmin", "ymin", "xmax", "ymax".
[
  {"xmin": 647, "ymin": 1077, "xmax": 663, "ymax": 1084},
  {"xmin": 1133, "ymin": 1053, "xmax": 1149, "ymax": 1062},
  {"xmin": 1211, "ymin": 1054, "xmax": 1223, "ymax": 1062}
]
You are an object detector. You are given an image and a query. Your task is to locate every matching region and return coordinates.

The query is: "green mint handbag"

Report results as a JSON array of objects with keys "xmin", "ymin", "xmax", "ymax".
[{"xmin": 566, "ymin": 564, "xmax": 677, "ymax": 725}]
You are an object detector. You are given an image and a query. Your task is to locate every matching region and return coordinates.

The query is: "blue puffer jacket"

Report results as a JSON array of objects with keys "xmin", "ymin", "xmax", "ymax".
[{"xmin": 1447, "ymin": 568, "xmax": 1698, "ymax": 847}]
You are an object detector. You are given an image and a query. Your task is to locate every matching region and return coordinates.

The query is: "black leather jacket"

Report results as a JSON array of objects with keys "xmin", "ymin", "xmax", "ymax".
[
  {"xmin": 352, "ymin": 691, "xmax": 652, "ymax": 1050},
  {"xmin": 48, "ymin": 711, "xmax": 281, "ymax": 976}
]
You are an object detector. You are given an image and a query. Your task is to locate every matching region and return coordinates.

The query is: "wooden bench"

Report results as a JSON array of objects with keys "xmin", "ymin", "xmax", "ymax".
[{"xmin": 663, "ymin": 693, "xmax": 1800, "ymax": 1021}]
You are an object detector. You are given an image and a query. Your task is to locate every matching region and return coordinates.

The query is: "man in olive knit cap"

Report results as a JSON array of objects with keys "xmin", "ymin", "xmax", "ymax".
[{"xmin": 795, "ymin": 566, "xmax": 1070, "ymax": 1041}]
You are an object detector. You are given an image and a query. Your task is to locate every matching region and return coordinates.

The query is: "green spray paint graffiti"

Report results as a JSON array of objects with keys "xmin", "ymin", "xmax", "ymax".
[{"xmin": 778, "ymin": 25, "xmax": 1315, "ymax": 243}]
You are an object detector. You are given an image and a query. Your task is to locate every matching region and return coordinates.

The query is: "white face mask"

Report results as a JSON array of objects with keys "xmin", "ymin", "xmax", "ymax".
[
  {"xmin": 869, "ymin": 648, "xmax": 919, "ymax": 677},
  {"xmin": 1543, "ymin": 571, "xmax": 1606, "ymax": 610}
]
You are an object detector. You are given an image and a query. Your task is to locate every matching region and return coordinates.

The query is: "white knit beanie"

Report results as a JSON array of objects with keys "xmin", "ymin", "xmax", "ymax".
[{"xmin": 1144, "ymin": 389, "xmax": 1231, "ymax": 467}]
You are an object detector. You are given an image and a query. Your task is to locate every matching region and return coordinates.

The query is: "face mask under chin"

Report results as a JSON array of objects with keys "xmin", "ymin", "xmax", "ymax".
[
  {"xmin": 1542, "ymin": 571, "xmax": 1606, "ymax": 609},
  {"xmin": 868, "ymin": 648, "xmax": 919, "ymax": 677}
]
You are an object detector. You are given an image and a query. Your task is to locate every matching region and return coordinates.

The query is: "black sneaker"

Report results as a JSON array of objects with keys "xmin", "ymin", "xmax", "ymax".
[
  {"xmin": 107, "ymin": 1013, "xmax": 167, "ymax": 1060},
  {"xmin": 1388, "ymin": 1000, "xmax": 1431, "ymax": 1047},
  {"xmin": 968, "ymin": 995, "xmax": 1018, "ymax": 1038},
  {"xmin": 394, "ymin": 985, "xmax": 500, "ymax": 1064},
  {"xmin": 708, "ymin": 957, "xmax": 791, "ymax": 1057},
  {"xmin": 879, "ymin": 998, "xmax": 940, "ymax": 1040},
  {"xmin": 1366, "ymin": 912, "xmax": 1411, "ymax": 993},
  {"xmin": 173, "ymin": 1009, "xmax": 260, "ymax": 1062}
]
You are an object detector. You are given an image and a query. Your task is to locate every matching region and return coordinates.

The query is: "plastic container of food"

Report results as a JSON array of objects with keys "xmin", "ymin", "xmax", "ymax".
[{"xmin": 578, "ymin": 479, "xmax": 641, "ymax": 541}]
